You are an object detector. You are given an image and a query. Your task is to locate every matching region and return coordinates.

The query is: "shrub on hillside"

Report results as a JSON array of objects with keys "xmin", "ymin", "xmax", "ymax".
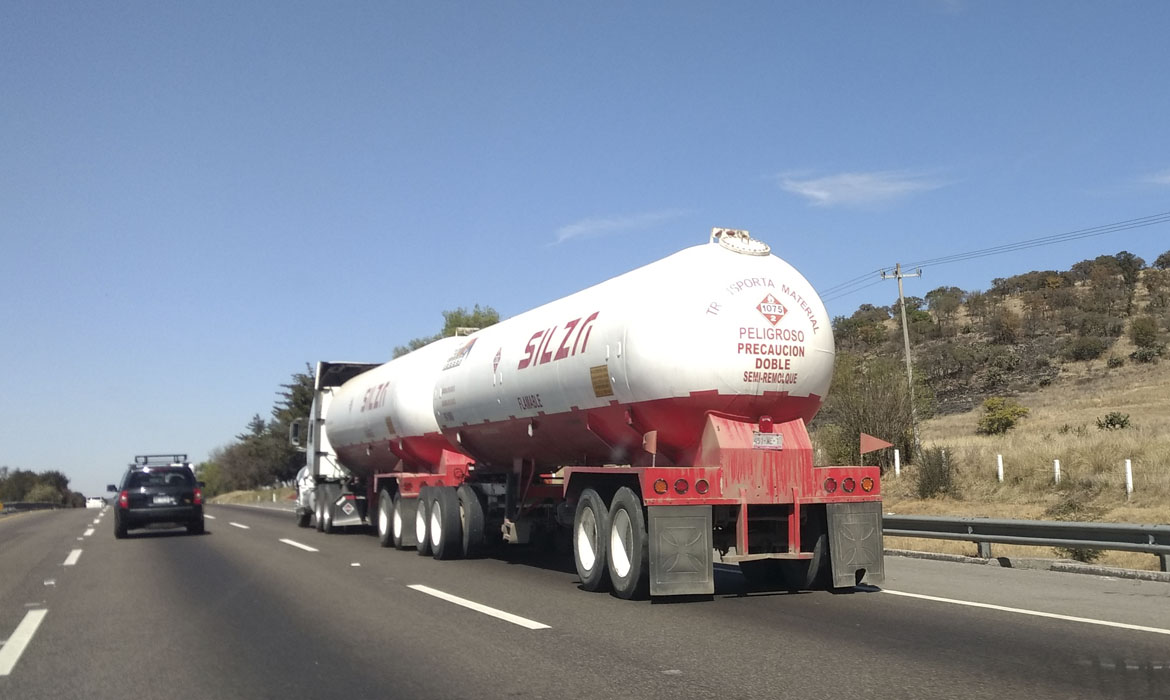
[
  {"xmin": 976, "ymin": 397, "xmax": 1030, "ymax": 435},
  {"xmin": 1129, "ymin": 346, "xmax": 1163, "ymax": 364},
  {"xmin": 1062, "ymin": 336, "xmax": 1108, "ymax": 361},
  {"xmin": 1129, "ymin": 316, "xmax": 1160, "ymax": 349},
  {"xmin": 1106, "ymin": 355, "xmax": 1124, "ymax": 369},
  {"xmin": 915, "ymin": 447, "xmax": 958, "ymax": 499},
  {"xmin": 1044, "ymin": 484, "xmax": 1105, "ymax": 563},
  {"xmin": 1095, "ymin": 412, "xmax": 1131, "ymax": 431}
]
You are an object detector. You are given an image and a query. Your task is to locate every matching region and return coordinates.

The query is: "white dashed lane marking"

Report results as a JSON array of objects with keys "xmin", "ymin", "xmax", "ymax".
[
  {"xmin": 279, "ymin": 539, "xmax": 318, "ymax": 552},
  {"xmin": 882, "ymin": 589, "xmax": 1170, "ymax": 636},
  {"xmin": 408, "ymin": 584, "xmax": 550, "ymax": 630},
  {"xmin": 62, "ymin": 549, "xmax": 82, "ymax": 566},
  {"xmin": 229, "ymin": 522, "xmax": 250, "ymax": 529},
  {"xmin": 0, "ymin": 609, "xmax": 48, "ymax": 676},
  {"xmin": 83, "ymin": 528, "xmax": 94, "ymax": 537}
]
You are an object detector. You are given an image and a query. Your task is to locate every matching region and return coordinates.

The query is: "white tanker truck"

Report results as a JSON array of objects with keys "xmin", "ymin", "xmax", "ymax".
[{"xmin": 291, "ymin": 228, "xmax": 883, "ymax": 598}]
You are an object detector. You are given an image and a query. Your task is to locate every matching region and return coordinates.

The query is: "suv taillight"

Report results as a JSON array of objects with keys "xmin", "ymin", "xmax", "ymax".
[
  {"xmin": 193, "ymin": 487, "xmax": 203, "ymax": 506},
  {"xmin": 119, "ymin": 490, "xmax": 129, "ymax": 508}
]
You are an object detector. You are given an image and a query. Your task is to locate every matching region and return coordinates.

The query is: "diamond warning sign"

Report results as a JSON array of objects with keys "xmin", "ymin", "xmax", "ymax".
[{"xmin": 756, "ymin": 294, "xmax": 788, "ymax": 326}]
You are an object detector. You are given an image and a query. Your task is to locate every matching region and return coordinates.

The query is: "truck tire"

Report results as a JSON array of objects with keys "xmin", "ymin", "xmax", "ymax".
[
  {"xmin": 392, "ymin": 492, "xmax": 417, "ymax": 550},
  {"xmin": 457, "ymin": 483, "xmax": 486, "ymax": 558},
  {"xmin": 376, "ymin": 491, "xmax": 394, "ymax": 547},
  {"xmin": 415, "ymin": 486, "xmax": 432, "ymax": 556},
  {"xmin": 606, "ymin": 487, "xmax": 649, "ymax": 600},
  {"xmin": 572, "ymin": 488, "xmax": 610, "ymax": 592},
  {"xmin": 315, "ymin": 492, "xmax": 325, "ymax": 532},
  {"xmin": 429, "ymin": 486, "xmax": 462, "ymax": 560},
  {"xmin": 322, "ymin": 488, "xmax": 337, "ymax": 534}
]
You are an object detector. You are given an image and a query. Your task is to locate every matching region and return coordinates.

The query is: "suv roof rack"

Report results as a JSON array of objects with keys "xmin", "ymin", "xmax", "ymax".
[{"xmin": 132, "ymin": 454, "xmax": 189, "ymax": 467}]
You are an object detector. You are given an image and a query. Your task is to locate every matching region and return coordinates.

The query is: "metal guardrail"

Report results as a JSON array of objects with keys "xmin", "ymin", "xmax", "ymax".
[
  {"xmin": 0, "ymin": 502, "xmax": 63, "ymax": 515},
  {"xmin": 883, "ymin": 514, "xmax": 1170, "ymax": 573}
]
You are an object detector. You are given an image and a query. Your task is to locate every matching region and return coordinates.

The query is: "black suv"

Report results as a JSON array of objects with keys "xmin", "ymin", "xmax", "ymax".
[{"xmin": 108, "ymin": 455, "xmax": 204, "ymax": 538}]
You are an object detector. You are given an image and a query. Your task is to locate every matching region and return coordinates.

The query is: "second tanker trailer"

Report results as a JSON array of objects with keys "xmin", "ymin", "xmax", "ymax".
[{"xmin": 291, "ymin": 228, "xmax": 883, "ymax": 598}]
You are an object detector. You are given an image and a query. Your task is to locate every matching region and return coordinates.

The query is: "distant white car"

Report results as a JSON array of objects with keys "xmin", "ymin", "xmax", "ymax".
[{"xmin": 85, "ymin": 497, "xmax": 105, "ymax": 509}]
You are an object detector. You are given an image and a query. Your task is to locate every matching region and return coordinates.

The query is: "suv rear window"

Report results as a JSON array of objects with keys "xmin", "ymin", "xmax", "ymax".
[{"xmin": 126, "ymin": 468, "xmax": 194, "ymax": 489}]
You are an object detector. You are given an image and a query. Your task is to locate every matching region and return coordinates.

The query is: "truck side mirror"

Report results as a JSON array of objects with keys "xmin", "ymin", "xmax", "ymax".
[{"xmin": 289, "ymin": 419, "xmax": 304, "ymax": 448}]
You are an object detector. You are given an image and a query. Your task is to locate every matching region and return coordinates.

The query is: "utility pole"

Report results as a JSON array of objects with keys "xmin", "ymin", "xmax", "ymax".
[{"xmin": 881, "ymin": 263, "xmax": 922, "ymax": 455}]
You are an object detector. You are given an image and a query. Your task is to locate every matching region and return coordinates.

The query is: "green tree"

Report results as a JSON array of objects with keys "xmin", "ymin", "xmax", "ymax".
[
  {"xmin": 1155, "ymin": 250, "xmax": 1170, "ymax": 270},
  {"xmin": 814, "ymin": 352, "xmax": 931, "ymax": 471},
  {"xmin": 394, "ymin": 304, "xmax": 500, "ymax": 358},
  {"xmin": 1130, "ymin": 315, "xmax": 1160, "ymax": 348},
  {"xmin": 25, "ymin": 482, "xmax": 63, "ymax": 504},
  {"xmin": 975, "ymin": 397, "xmax": 1029, "ymax": 435}
]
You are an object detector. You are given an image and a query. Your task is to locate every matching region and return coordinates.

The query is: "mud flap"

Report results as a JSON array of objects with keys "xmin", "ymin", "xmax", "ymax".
[
  {"xmin": 648, "ymin": 505, "xmax": 714, "ymax": 596},
  {"xmin": 827, "ymin": 501, "xmax": 885, "ymax": 587}
]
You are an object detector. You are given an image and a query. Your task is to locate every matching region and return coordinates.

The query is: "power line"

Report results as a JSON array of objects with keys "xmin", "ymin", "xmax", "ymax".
[{"xmin": 821, "ymin": 211, "xmax": 1170, "ymax": 304}]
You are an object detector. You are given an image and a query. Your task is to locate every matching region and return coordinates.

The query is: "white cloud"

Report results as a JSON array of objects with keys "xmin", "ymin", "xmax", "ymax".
[
  {"xmin": 778, "ymin": 170, "xmax": 946, "ymax": 208},
  {"xmin": 553, "ymin": 209, "xmax": 689, "ymax": 245},
  {"xmin": 1141, "ymin": 169, "xmax": 1170, "ymax": 186}
]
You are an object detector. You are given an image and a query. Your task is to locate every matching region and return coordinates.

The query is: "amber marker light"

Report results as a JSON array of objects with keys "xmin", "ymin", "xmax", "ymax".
[
  {"xmin": 653, "ymin": 479, "xmax": 669, "ymax": 495},
  {"xmin": 861, "ymin": 476, "xmax": 875, "ymax": 492}
]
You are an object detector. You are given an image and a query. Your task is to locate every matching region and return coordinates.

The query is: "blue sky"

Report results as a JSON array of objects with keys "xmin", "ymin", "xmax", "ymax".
[{"xmin": 3, "ymin": 1, "xmax": 1168, "ymax": 497}]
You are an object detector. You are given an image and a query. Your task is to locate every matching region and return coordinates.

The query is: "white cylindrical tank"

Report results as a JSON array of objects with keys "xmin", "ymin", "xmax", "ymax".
[
  {"xmin": 436, "ymin": 230, "xmax": 834, "ymax": 468},
  {"xmin": 325, "ymin": 335, "xmax": 466, "ymax": 474},
  {"xmin": 323, "ymin": 230, "xmax": 835, "ymax": 475}
]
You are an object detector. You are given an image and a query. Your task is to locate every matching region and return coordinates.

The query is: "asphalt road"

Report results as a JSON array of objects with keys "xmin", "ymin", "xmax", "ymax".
[{"xmin": 2, "ymin": 505, "xmax": 1168, "ymax": 699}]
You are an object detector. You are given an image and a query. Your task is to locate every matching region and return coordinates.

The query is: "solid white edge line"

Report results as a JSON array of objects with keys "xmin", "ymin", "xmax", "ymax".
[
  {"xmin": 882, "ymin": 589, "xmax": 1170, "ymax": 636},
  {"xmin": 279, "ymin": 538, "xmax": 318, "ymax": 552},
  {"xmin": 62, "ymin": 549, "xmax": 82, "ymax": 566},
  {"xmin": 229, "ymin": 522, "xmax": 250, "ymax": 529},
  {"xmin": 408, "ymin": 584, "xmax": 550, "ymax": 630},
  {"xmin": 0, "ymin": 609, "xmax": 48, "ymax": 676}
]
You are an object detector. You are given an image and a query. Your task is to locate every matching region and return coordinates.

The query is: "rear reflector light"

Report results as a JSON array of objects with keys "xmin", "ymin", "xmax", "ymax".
[
  {"xmin": 653, "ymin": 479, "xmax": 668, "ymax": 495},
  {"xmin": 842, "ymin": 477, "xmax": 856, "ymax": 493},
  {"xmin": 823, "ymin": 478, "xmax": 837, "ymax": 494},
  {"xmin": 193, "ymin": 487, "xmax": 203, "ymax": 506},
  {"xmin": 674, "ymin": 479, "xmax": 689, "ymax": 495},
  {"xmin": 118, "ymin": 490, "xmax": 129, "ymax": 508},
  {"xmin": 695, "ymin": 479, "xmax": 710, "ymax": 495},
  {"xmin": 861, "ymin": 476, "xmax": 875, "ymax": 492},
  {"xmin": 344, "ymin": 494, "xmax": 356, "ymax": 501}
]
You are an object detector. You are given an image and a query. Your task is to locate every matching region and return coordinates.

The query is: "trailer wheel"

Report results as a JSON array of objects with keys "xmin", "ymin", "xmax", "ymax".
[
  {"xmin": 572, "ymin": 488, "xmax": 611, "ymax": 592},
  {"xmin": 457, "ymin": 483, "xmax": 486, "ymax": 558},
  {"xmin": 607, "ymin": 487, "xmax": 650, "ymax": 600},
  {"xmin": 415, "ymin": 486, "xmax": 432, "ymax": 556},
  {"xmin": 392, "ymin": 492, "xmax": 417, "ymax": 550},
  {"xmin": 314, "ymin": 493, "xmax": 325, "ymax": 532},
  {"xmin": 430, "ymin": 486, "xmax": 462, "ymax": 560},
  {"xmin": 376, "ymin": 491, "xmax": 394, "ymax": 548}
]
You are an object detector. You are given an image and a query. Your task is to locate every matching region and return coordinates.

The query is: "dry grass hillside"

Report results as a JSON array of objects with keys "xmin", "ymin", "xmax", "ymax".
[{"xmin": 883, "ymin": 350, "xmax": 1170, "ymax": 570}]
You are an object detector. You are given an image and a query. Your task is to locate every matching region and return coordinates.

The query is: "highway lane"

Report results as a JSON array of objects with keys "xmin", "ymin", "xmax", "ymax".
[{"xmin": 2, "ymin": 504, "xmax": 1168, "ymax": 699}]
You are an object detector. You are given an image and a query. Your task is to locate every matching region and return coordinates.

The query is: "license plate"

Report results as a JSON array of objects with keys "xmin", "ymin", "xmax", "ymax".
[
  {"xmin": 153, "ymin": 495, "xmax": 175, "ymax": 505},
  {"xmin": 752, "ymin": 432, "xmax": 784, "ymax": 450}
]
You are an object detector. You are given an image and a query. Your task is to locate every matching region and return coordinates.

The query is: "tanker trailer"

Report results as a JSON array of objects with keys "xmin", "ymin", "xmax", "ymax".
[{"xmin": 294, "ymin": 228, "xmax": 884, "ymax": 599}]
